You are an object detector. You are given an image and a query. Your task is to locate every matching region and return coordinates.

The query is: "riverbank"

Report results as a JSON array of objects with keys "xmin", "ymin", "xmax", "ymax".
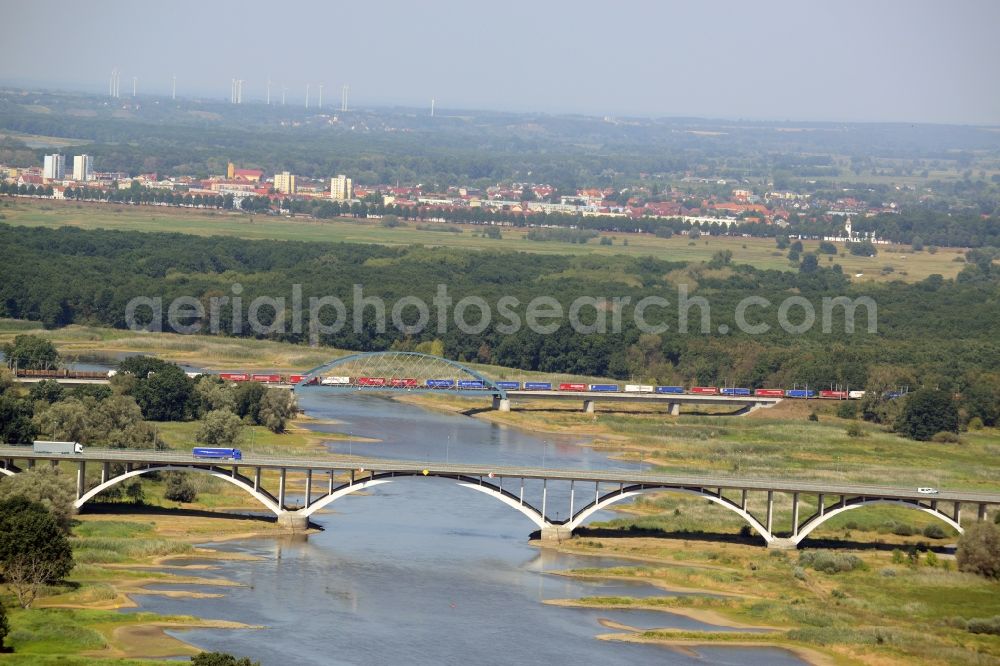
[
  {"xmin": 4, "ymin": 510, "xmax": 292, "ymax": 663},
  {"xmin": 531, "ymin": 533, "xmax": 1000, "ymax": 665}
]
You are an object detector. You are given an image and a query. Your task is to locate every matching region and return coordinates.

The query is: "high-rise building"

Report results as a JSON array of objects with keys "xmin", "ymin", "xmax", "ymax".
[
  {"xmin": 43, "ymin": 154, "xmax": 65, "ymax": 180},
  {"xmin": 330, "ymin": 174, "xmax": 353, "ymax": 200},
  {"xmin": 72, "ymin": 155, "xmax": 94, "ymax": 181},
  {"xmin": 274, "ymin": 171, "xmax": 296, "ymax": 194}
]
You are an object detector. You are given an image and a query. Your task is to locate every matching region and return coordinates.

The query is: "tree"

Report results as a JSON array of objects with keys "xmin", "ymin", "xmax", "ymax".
[
  {"xmin": 233, "ymin": 382, "xmax": 266, "ymax": 423},
  {"xmin": 0, "ymin": 393, "xmax": 36, "ymax": 445},
  {"xmin": 191, "ymin": 652, "xmax": 260, "ymax": 666},
  {"xmin": 132, "ymin": 364, "xmax": 193, "ymax": 422},
  {"xmin": 0, "ymin": 497, "xmax": 74, "ymax": 608},
  {"xmin": 897, "ymin": 388, "xmax": 959, "ymax": 441},
  {"xmin": 28, "ymin": 379, "xmax": 65, "ymax": 404},
  {"xmin": 957, "ymin": 522, "xmax": 1000, "ymax": 579},
  {"xmin": 2, "ymin": 335, "xmax": 59, "ymax": 370},
  {"xmin": 32, "ymin": 397, "xmax": 88, "ymax": 443},
  {"xmin": 0, "ymin": 599, "xmax": 8, "ymax": 651},
  {"xmin": 799, "ymin": 254, "xmax": 819, "ymax": 273},
  {"xmin": 0, "ymin": 467, "xmax": 77, "ymax": 533},
  {"xmin": 258, "ymin": 389, "xmax": 297, "ymax": 433},
  {"xmin": 196, "ymin": 410, "xmax": 244, "ymax": 446}
]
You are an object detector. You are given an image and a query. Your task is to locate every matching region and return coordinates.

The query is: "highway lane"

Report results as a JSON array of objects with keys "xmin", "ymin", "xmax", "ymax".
[{"xmin": 3, "ymin": 446, "xmax": 998, "ymax": 505}]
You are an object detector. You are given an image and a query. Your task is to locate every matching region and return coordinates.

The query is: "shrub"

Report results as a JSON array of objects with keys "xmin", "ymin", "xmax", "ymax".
[
  {"xmin": 846, "ymin": 423, "xmax": 867, "ymax": 438},
  {"xmin": 956, "ymin": 522, "xmax": 1000, "ymax": 579},
  {"xmin": 164, "ymin": 473, "xmax": 197, "ymax": 503},
  {"xmin": 891, "ymin": 549, "xmax": 905, "ymax": 564},
  {"xmin": 808, "ymin": 411, "xmax": 819, "ymax": 422},
  {"xmin": 932, "ymin": 431, "xmax": 961, "ymax": 443},
  {"xmin": 968, "ymin": 416, "xmax": 984, "ymax": 431},
  {"xmin": 925, "ymin": 551, "xmax": 939, "ymax": 567},
  {"xmin": 799, "ymin": 550, "xmax": 865, "ymax": 573},
  {"xmin": 837, "ymin": 402, "xmax": 859, "ymax": 419},
  {"xmin": 922, "ymin": 524, "xmax": 947, "ymax": 539},
  {"xmin": 891, "ymin": 523, "xmax": 915, "ymax": 537},
  {"xmin": 967, "ymin": 617, "xmax": 1000, "ymax": 635}
]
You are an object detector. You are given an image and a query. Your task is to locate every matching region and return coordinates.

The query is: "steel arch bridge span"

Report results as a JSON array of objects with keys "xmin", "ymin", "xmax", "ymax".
[
  {"xmin": 791, "ymin": 497, "xmax": 964, "ymax": 546},
  {"xmin": 297, "ymin": 351, "xmax": 508, "ymax": 398},
  {"xmin": 73, "ymin": 465, "xmax": 283, "ymax": 515}
]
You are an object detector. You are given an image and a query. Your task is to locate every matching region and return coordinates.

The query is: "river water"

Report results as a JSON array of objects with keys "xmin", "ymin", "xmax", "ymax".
[{"xmin": 121, "ymin": 387, "xmax": 802, "ymax": 664}]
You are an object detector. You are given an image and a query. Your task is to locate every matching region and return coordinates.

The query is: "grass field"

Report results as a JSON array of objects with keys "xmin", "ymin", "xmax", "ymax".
[{"xmin": 0, "ymin": 198, "xmax": 966, "ymax": 282}]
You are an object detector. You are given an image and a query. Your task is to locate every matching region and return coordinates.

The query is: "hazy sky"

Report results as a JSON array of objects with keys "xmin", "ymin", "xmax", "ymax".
[{"xmin": 3, "ymin": 0, "xmax": 999, "ymax": 124}]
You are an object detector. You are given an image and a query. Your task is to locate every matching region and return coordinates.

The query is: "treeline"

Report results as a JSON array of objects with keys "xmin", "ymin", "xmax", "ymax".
[
  {"xmin": 0, "ymin": 225, "xmax": 999, "ymax": 413},
  {"xmin": 852, "ymin": 210, "xmax": 1000, "ymax": 248}
]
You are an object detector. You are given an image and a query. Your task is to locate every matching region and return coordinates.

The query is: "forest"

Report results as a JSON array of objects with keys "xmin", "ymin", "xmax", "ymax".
[{"xmin": 1, "ymin": 223, "xmax": 998, "ymax": 422}]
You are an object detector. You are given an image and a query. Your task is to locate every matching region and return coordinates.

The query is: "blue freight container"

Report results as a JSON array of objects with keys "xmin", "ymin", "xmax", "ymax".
[
  {"xmin": 721, "ymin": 387, "xmax": 752, "ymax": 396},
  {"xmin": 655, "ymin": 386, "xmax": 685, "ymax": 394},
  {"xmin": 524, "ymin": 382, "xmax": 552, "ymax": 390},
  {"xmin": 457, "ymin": 380, "xmax": 486, "ymax": 389},
  {"xmin": 785, "ymin": 389, "xmax": 815, "ymax": 398},
  {"xmin": 496, "ymin": 381, "xmax": 521, "ymax": 390},
  {"xmin": 426, "ymin": 379, "xmax": 455, "ymax": 388},
  {"xmin": 589, "ymin": 384, "xmax": 620, "ymax": 392}
]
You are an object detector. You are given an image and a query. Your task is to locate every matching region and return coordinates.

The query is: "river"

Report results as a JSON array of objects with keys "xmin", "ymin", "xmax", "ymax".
[{"xmin": 119, "ymin": 386, "xmax": 803, "ymax": 664}]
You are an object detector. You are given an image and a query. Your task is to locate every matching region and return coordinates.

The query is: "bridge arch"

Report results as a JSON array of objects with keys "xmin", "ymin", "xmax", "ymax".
[
  {"xmin": 299, "ymin": 472, "xmax": 548, "ymax": 528},
  {"xmin": 792, "ymin": 498, "xmax": 964, "ymax": 545},
  {"xmin": 565, "ymin": 485, "xmax": 774, "ymax": 542},
  {"xmin": 74, "ymin": 465, "xmax": 282, "ymax": 515},
  {"xmin": 298, "ymin": 351, "xmax": 507, "ymax": 398}
]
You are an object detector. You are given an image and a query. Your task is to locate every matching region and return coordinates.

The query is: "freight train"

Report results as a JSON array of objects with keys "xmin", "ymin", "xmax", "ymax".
[{"xmin": 14, "ymin": 367, "xmax": 877, "ymax": 399}]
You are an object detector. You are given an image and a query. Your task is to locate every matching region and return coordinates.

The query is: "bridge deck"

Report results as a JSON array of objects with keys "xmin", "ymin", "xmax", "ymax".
[{"xmin": 2, "ymin": 446, "xmax": 996, "ymax": 505}]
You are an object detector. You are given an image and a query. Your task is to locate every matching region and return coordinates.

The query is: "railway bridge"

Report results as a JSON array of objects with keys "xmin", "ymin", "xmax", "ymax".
[{"xmin": 1, "ymin": 446, "xmax": 996, "ymax": 549}]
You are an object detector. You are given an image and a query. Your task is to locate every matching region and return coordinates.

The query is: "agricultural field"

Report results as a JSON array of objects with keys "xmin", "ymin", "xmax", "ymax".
[{"xmin": 0, "ymin": 198, "xmax": 966, "ymax": 282}]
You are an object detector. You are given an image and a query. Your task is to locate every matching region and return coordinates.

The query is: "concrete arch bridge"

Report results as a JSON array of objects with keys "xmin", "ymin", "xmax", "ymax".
[{"xmin": 1, "ymin": 447, "xmax": 997, "ymax": 549}]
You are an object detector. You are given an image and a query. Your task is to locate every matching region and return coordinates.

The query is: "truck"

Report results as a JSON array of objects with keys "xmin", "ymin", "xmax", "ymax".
[
  {"xmin": 33, "ymin": 440, "xmax": 83, "ymax": 455},
  {"xmin": 192, "ymin": 447, "xmax": 243, "ymax": 460}
]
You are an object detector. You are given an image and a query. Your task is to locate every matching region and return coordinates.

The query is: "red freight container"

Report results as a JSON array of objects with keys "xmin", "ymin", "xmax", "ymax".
[
  {"xmin": 690, "ymin": 386, "xmax": 719, "ymax": 395},
  {"xmin": 251, "ymin": 374, "xmax": 282, "ymax": 383},
  {"xmin": 219, "ymin": 373, "xmax": 249, "ymax": 382},
  {"xmin": 558, "ymin": 383, "xmax": 587, "ymax": 391},
  {"xmin": 390, "ymin": 378, "xmax": 419, "ymax": 388},
  {"xmin": 356, "ymin": 377, "xmax": 387, "ymax": 386},
  {"xmin": 754, "ymin": 389, "xmax": 785, "ymax": 397},
  {"xmin": 819, "ymin": 390, "xmax": 849, "ymax": 399}
]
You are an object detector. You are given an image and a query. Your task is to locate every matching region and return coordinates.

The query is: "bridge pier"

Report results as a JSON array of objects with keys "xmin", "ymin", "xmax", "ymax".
[
  {"xmin": 277, "ymin": 511, "xmax": 309, "ymax": 531},
  {"xmin": 668, "ymin": 402, "xmax": 680, "ymax": 416},
  {"xmin": 491, "ymin": 396, "xmax": 511, "ymax": 412},
  {"xmin": 583, "ymin": 400, "xmax": 595, "ymax": 414},
  {"xmin": 767, "ymin": 538, "xmax": 797, "ymax": 550},
  {"xmin": 540, "ymin": 525, "xmax": 574, "ymax": 542}
]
